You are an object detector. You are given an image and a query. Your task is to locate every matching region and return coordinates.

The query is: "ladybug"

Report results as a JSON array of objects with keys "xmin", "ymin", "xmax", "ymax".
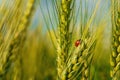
[{"xmin": 75, "ymin": 39, "xmax": 81, "ymax": 47}]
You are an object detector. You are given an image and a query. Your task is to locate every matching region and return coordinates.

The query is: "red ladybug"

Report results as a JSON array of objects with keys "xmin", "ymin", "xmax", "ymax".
[{"xmin": 75, "ymin": 39, "xmax": 81, "ymax": 47}]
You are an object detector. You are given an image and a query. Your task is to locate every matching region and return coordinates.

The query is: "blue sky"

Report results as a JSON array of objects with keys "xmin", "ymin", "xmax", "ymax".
[{"xmin": 31, "ymin": 0, "xmax": 111, "ymax": 33}]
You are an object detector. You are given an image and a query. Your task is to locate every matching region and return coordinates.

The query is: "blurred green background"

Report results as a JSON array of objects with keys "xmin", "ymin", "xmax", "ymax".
[{"xmin": 0, "ymin": 0, "xmax": 113, "ymax": 80}]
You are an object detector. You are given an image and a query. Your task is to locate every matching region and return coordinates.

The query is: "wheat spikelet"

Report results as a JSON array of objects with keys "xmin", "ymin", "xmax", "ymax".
[{"xmin": 111, "ymin": 0, "xmax": 120, "ymax": 79}]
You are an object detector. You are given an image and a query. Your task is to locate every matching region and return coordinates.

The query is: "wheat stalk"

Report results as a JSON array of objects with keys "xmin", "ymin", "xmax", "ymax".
[{"xmin": 110, "ymin": 0, "xmax": 120, "ymax": 80}]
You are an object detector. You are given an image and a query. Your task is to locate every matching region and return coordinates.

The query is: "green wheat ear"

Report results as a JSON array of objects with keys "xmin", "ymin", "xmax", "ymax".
[
  {"xmin": 0, "ymin": 0, "xmax": 35, "ymax": 77},
  {"xmin": 111, "ymin": 0, "xmax": 120, "ymax": 79},
  {"xmin": 40, "ymin": 0, "xmax": 106, "ymax": 80},
  {"xmin": 0, "ymin": 0, "xmax": 24, "ymax": 75},
  {"xmin": 56, "ymin": 0, "xmax": 102, "ymax": 79},
  {"xmin": 9, "ymin": 0, "xmax": 35, "ymax": 79},
  {"xmin": 57, "ymin": 0, "xmax": 73, "ymax": 79}
]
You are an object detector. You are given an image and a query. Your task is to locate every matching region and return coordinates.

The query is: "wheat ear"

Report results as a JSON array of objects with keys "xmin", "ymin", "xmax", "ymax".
[
  {"xmin": 0, "ymin": 0, "xmax": 24, "ymax": 75},
  {"xmin": 0, "ymin": 0, "xmax": 35, "ymax": 78},
  {"xmin": 61, "ymin": 33, "xmax": 96, "ymax": 80},
  {"xmin": 111, "ymin": 0, "xmax": 120, "ymax": 80},
  {"xmin": 10, "ymin": 0, "xmax": 35, "ymax": 79},
  {"xmin": 57, "ymin": 0, "xmax": 73, "ymax": 79}
]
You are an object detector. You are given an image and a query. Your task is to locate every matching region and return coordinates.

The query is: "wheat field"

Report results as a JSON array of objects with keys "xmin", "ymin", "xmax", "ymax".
[{"xmin": 0, "ymin": 0, "xmax": 120, "ymax": 80}]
